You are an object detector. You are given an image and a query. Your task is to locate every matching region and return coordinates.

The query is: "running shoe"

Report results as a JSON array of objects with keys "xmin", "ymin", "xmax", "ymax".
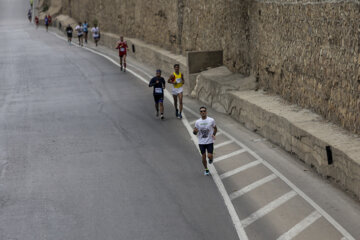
[
  {"xmin": 120, "ymin": 66, "xmax": 123, "ymax": 71},
  {"xmin": 209, "ymin": 158, "xmax": 213, "ymax": 164},
  {"xmin": 178, "ymin": 112, "xmax": 183, "ymax": 119},
  {"xmin": 204, "ymin": 169, "xmax": 210, "ymax": 176},
  {"xmin": 175, "ymin": 109, "xmax": 179, "ymax": 117},
  {"xmin": 161, "ymin": 114, "xmax": 164, "ymax": 120}
]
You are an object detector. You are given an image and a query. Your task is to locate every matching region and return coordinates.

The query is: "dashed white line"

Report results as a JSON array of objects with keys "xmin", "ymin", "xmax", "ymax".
[
  {"xmin": 48, "ymin": 34, "xmax": 249, "ymax": 240},
  {"xmin": 220, "ymin": 160, "xmax": 261, "ymax": 179},
  {"xmin": 276, "ymin": 211, "xmax": 322, "ymax": 240},
  {"xmin": 214, "ymin": 140, "xmax": 233, "ymax": 148},
  {"xmin": 183, "ymin": 106, "xmax": 355, "ymax": 240},
  {"xmin": 229, "ymin": 174, "xmax": 277, "ymax": 200},
  {"xmin": 214, "ymin": 149, "xmax": 246, "ymax": 163},
  {"xmin": 242, "ymin": 191, "xmax": 298, "ymax": 228},
  {"xmin": 189, "ymin": 119, "xmax": 197, "ymax": 125}
]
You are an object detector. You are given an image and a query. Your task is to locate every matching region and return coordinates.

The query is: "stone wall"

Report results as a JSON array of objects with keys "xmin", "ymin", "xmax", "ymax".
[
  {"xmin": 46, "ymin": 0, "xmax": 250, "ymax": 74},
  {"xmin": 249, "ymin": 0, "xmax": 360, "ymax": 135},
  {"xmin": 45, "ymin": 0, "xmax": 360, "ymax": 134}
]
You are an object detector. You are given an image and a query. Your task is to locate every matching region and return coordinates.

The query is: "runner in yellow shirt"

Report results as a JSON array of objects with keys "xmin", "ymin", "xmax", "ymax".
[{"xmin": 168, "ymin": 64, "xmax": 185, "ymax": 119}]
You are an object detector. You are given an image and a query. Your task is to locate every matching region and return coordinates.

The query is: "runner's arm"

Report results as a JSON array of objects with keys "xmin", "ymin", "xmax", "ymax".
[
  {"xmin": 212, "ymin": 125, "xmax": 217, "ymax": 140},
  {"xmin": 181, "ymin": 74, "xmax": 185, "ymax": 84},
  {"xmin": 148, "ymin": 78, "xmax": 155, "ymax": 87},
  {"xmin": 193, "ymin": 127, "xmax": 198, "ymax": 135}
]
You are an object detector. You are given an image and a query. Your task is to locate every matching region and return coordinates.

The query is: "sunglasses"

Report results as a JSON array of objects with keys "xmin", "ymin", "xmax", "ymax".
[{"xmin": 200, "ymin": 110, "xmax": 206, "ymax": 113}]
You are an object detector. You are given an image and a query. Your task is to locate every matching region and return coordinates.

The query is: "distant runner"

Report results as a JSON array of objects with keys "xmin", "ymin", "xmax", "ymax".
[
  {"xmin": 66, "ymin": 24, "xmax": 73, "ymax": 45},
  {"xmin": 75, "ymin": 22, "xmax": 83, "ymax": 46},
  {"xmin": 91, "ymin": 24, "xmax": 100, "ymax": 46},
  {"xmin": 149, "ymin": 69, "xmax": 166, "ymax": 120},
  {"xmin": 168, "ymin": 64, "xmax": 184, "ymax": 119},
  {"xmin": 44, "ymin": 15, "xmax": 49, "ymax": 31},
  {"xmin": 35, "ymin": 16, "xmax": 39, "ymax": 28},
  {"xmin": 193, "ymin": 106, "xmax": 217, "ymax": 176},
  {"xmin": 115, "ymin": 36, "xmax": 128, "ymax": 72},
  {"xmin": 48, "ymin": 15, "xmax": 52, "ymax": 26},
  {"xmin": 83, "ymin": 21, "xmax": 89, "ymax": 44},
  {"xmin": 27, "ymin": 9, "xmax": 32, "ymax": 22}
]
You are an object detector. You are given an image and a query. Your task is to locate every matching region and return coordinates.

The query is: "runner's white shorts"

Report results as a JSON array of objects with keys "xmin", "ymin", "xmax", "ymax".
[{"xmin": 172, "ymin": 87, "xmax": 183, "ymax": 95}]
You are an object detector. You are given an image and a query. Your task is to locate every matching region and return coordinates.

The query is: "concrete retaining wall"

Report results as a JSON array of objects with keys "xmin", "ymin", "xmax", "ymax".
[{"xmin": 193, "ymin": 69, "xmax": 360, "ymax": 200}]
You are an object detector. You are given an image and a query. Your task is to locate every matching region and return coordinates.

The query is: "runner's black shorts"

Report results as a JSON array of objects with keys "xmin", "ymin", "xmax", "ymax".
[
  {"xmin": 199, "ymin": 143, "xmax": 214, "ymax": 154},
  {"xmin": 153, "ymin": 94, "xmax": 164, "ymax": 103}
]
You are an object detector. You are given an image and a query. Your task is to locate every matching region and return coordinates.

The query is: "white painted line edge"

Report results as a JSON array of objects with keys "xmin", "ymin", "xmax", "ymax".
[
  {"xmin": 229, "ymin": 174, "xmax": 277, "ymax": 200},
  {"xmin": 183, "ymin": 106, "xmax": 355, "ymax": 240},
  {"xmin": 51, "ymin": 30, "xmax": 354, "ymax": 240},
  {"xmin": 189, "ymin": 120, "xmax": 197, "ymax": 125},
  {"xmin": 49, "ymin": 32, "xmax": 248, "ymax": 240},
  {"xmin": 214, "ymin": 140, "xmax": 234, "ymax": 149},
  {"xmin": 220, "ymin": 160, "xmax": 261, "ymax": 180},
  {"xmin": 214, "ymin": 149, "xmax": 246, "ymax": 163},
  {"xmin": 276, "ymin": 211, "xmax": 322, "ymax": 240},
  {"xmin": 242, "ymin": 191, "xmax": 298, "ymax": 228}
]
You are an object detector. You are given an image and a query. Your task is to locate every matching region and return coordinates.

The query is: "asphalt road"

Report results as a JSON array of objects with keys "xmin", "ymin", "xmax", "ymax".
[
  {"xmin": 1, "ymin": 1, "xmax": 360, "ymax": 240},
  {"xmin": 0, "ymin": 0, "xmax": 238, "ymax": 239}
]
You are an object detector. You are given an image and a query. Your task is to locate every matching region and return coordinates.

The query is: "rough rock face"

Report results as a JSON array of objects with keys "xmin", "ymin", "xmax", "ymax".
[
  {"xmin": 249, "ymin": 0, "xmax": 360, "ymax": 135},
  {"xmin": 44, "ymin": 0, "xmax": 360, "ymax": 135},
  {"xmin": 50, "ymin": 0, "xmax": 250, "ymax": 74}
]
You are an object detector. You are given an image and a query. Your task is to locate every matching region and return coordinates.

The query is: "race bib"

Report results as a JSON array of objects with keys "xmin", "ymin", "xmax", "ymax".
[
  {"xmin": 155, "ymin": 88, "xmax": 163, "ymax": 94},
  {"xmin": 175, "ymin": 78, "xmax": 182, "ymax": 83},
  {"xmin": 120, "ymin": 48, "xmax": 125, "ymax": 52}
]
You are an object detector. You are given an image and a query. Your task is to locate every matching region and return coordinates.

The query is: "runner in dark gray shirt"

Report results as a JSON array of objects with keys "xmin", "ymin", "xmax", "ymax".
[{"xmin": 149, "ymin": 69, "xmax": 166, "ymax": 120}]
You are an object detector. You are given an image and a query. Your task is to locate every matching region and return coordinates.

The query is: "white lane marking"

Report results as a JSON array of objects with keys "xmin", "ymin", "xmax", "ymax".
[
  {"xmin": 50, "ymin": 31, "xmax": 354, "ymax": 240},
  {"xmin": 49, "ymin": 33, "xmax": 248, "ymax": 240},
  {"xmin": 184, "ymin": 105, "xmax": 355, "ymax": 240},
  {"xmin": 276, "ymin": 211, "xmax": 322, "ymax": 240},
  {"xmin": 214, "ymin": 140, "xmax": 234, "ymax": 149},
  {"xmin": 214, "ymin": 149, "xmax": 246, "ymax": 163},
  {"xmin": 242, "ymin": 191, "xmax": 298, "ymax": 228},
  {"xmin": 216, "ymin": 131, "xmax": 223, "ymax": 136},
  {"xmin": 189, "ymin": 119, "xmax": 197, "ymax": 125},
  {"xmin": 220, "ymin": 160, "xmax": 261, "ymax": 179},
  {"xmin": 230, "ymin": 174, "xmax": 277, "ymax": 200}
]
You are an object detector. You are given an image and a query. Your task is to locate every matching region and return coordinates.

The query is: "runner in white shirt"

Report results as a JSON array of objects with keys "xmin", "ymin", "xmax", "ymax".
[
  {"xmin": 75, "ymin": 22, "xmax": 83, "ymax": 46},
  {"xmin": 91, "ymin": 25, "xmax": 100, "ymax": 46},
  {"xmin": 193, "ymin": 106, "xmax": 217, "ymax": 176}
]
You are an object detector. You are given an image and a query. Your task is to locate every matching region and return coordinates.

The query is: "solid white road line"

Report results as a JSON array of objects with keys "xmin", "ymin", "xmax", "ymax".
[
  {"xmin": 214, "ymin": 140, "xmax": 234, "ymax": 149},
  {"xmin": 220, "ymin": 160, "xmax": 261, "ymax": 179},
  {"xmin": 214, "ymin": 149, "xmax": 247, "ymax": 163},
  {"xmin": 242, "ymin": 191, "xmax": 298, "ymax": 228},
  {"xmin": 229, "ymin": 174, "xmax": 277, "ymax": 200},
  {"xmin": 183, "ymin": 105, "xmax": 355, "ymax": 240},
  {"xmin": 48, "ymin": 34, "xmax": 249, "ymax": 240},
  {"xmin": 51, "ymin": 31, "xmax": 354, "ymax": 240},
  {"xmin": 276, "ymin": 211, "xmax": 322, "ymax": 240},
  {"xmin": 189, "ymin": 119, "xmax": 197, "ymax": 125}
]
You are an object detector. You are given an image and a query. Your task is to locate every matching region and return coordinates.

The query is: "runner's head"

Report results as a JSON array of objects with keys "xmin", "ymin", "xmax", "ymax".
[
  {"xmin": 200, "ymin": 106, "xmax": 207, "ymax": 118},
  {"xmin": 156, "ymin": 69, "xmax": 161, "ymax": 77},
  {"xmin": 79, "ymin": 22, "xmax": 81, "ymax": 25},
  {"xmin": 120, "ymin": 36, "xmax": 124, "ymax": 41},
  {"xmin": 174, "ymin": 64, "xmax": 180, "ymax": 73}
]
